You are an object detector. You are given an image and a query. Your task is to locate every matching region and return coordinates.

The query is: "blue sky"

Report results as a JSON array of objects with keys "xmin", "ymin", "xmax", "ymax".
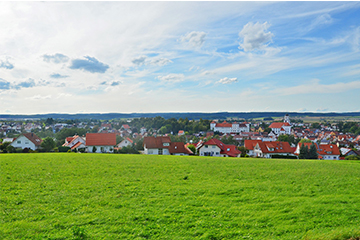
[{"xmin": 0, "ymin": 1, "xmax": 360, "ymax": 114}]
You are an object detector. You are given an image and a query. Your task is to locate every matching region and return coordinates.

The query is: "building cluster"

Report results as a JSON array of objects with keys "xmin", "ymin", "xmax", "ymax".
[{"xmin": 1, "ymin": 114, "xmax": 360, "ymax": 160}]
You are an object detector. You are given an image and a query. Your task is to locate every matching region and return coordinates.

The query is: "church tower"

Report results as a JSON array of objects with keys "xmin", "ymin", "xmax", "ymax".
[{"xmin": 284, "ymin": 114, "xmax": 290, "ymax": 124}]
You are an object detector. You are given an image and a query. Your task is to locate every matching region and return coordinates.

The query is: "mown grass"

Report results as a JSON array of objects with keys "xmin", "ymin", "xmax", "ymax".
[{"xmin": 1, "ymin": 154, "xmax": 360, "ymax": 239}]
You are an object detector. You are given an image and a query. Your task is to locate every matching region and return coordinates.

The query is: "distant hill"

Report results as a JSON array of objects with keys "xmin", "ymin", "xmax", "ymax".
[{"xmin": 1, "ymin": 112, "xmax": 360, "ymax": 120}]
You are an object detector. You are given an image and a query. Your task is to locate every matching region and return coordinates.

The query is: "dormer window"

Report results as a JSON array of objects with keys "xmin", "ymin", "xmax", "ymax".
[{"xmin": 163, "ymin": 143, "xmax": 169, "ymax": 146}]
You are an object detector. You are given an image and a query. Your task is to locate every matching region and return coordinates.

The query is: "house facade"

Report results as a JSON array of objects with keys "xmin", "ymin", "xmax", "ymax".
[
  {"xmin": 253, "ymin": 141, "xmax": 295, "ymax": 158},
  {"xmin": 117, "ymin": 137, "xmax": 133, "ymax": 148},
  {"xmin": 198, "ymin": 138, "xmax": 241, "ymax": 157},
  {"xmin": 143, "ymin": 136, "xmax": 193, "ymax": 155},
  {"xmin": 10, "ymin": 133, "xmax": 42, "ymax": 150},
  {"xmin": 210, "ymin": 121, "xmax": 250, "ymax": 134},
  {"xmin": 85, "ymin": 133, "xmax": 116, "ymax": 153},
  {"xmin": 63, "ymin": 135, "xmax": 86, "ymax": 151}
]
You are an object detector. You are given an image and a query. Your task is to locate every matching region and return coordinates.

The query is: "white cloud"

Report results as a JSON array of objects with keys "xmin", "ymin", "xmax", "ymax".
[
  {"xmin": 218, "ymin": 77, "xmax": 238, "ymax": 84},
  {"xmin": 180, "ymin": 31, "xmax": 206, "ymax": 48},
  {"xmin": 157, "ymin": 74, "xmax": 185, "ymax": 82},
  {"xmin": 239, "ymin": 22, "xmax": 274, "ymax": 52},
  {"xmin": 27, "ymin": 95, "xmax": 52, "ymax": 100}
]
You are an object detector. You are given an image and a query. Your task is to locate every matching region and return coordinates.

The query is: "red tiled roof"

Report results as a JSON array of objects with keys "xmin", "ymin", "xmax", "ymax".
[
  {"xmin": 122, "ymin": 124, "xmax": 130, "ymax": 129},
  {"xmin": 318, "ymin": 144, "xmax": 340, "ymax": 156},
  {"xmin": 18, "ymin": 133, "xmax": 43, "ymax": 146},
  {"xmin": 257, "ymin": 141, "xmax": 293, "ymax": 154},
  {"xmin": 125, "ymin": 137, "xmax": 133, "ymax": 144},
  {"xmin": 215, "ymin": 121, "xmax": 232, "ymax": 128},
  {"xmin": 269, "ymin": 122, "xmax": 291, "ymax": 128},
  {"xmin": 143, "ymin": 136, "xmax": 171, "ymax": 149},
  {"xmin": 169, "ymin": 142, "xmax": 193, "ymax": 155},
  {"xmin": 244, "ymin": 140, "xmax": 262, "ymax": 150},
  {"xmin": 203, "ymin": 138, "xmax": 241, "ymax": 157},
  {"xmin": 66, "ymin": 137, "xmax": 74, "ymax": 143},
  {"xmin": 86, "ymin": 133, "xmax": 116, "ymax": 146}
]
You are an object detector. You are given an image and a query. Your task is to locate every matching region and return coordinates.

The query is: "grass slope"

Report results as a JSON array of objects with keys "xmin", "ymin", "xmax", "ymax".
[{"xmin": 1, "ymin": 154, "xmax": 360, "ymax": 239}]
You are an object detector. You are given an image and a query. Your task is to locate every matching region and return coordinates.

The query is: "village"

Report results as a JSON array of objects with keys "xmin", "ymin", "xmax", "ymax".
[{"xmin": 1, "ymin": 114, "xmax": 360, "ymax": 160}]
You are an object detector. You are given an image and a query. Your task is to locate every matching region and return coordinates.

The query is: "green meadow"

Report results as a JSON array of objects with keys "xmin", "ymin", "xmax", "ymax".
[{"xmin": 1, "ymin": 154, "xmax": 360, "ymax": 240}]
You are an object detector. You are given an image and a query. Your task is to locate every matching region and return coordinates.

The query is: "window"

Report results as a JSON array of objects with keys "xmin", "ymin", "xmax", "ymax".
[
  {"xmin": 205, "ymin": 145, "xmax": 208, "ymax": 148},
  {"xmin": 163, "ymin": 143, "xmax": 169, "ymax": 146},
  {"xmin": 17, "ymin": 141, "xmax": 21, "ymax": 144},
  {"xmin": 25, "ymin": 141, "xmax": 29, "ymax": 144},
  {"xmin": 159, "ymin": 149, "xmax": 163, "ymax": 155}
]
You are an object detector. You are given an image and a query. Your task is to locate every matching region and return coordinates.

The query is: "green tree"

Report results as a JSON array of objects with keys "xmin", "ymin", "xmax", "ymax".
[
  {"xmin": 299, "ymin": 144, "xmax": 309, "ymax": 159},
  {"xmin": 299, "ymin": 138, "xmax": 312, "ymax": 143},
  {"xmin": 41, "ymin": 137, "xmax": 56, "ymax": 152},
  {"xmin": 308, "ymin": 143, "xmax": 318, "ymax": 159},
  {"xmin": 238, "ymin": 146, "xmax": 249, "ymax": 157},
  {"xmin": 187, "ymin": 144, "xmax": 196, "ymax": 154}
]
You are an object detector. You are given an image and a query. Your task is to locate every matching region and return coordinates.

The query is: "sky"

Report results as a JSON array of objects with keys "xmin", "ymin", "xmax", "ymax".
[{"xmin": 1, "ymin": 1, "xmax": 360, "ymax": 114}]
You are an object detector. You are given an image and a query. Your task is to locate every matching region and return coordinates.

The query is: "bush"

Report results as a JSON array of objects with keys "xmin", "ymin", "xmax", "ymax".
[
  {"xmin": 345, "ymin": 155, "xmax": 360, "ymax": 160},
  {"xmin": 271, "ymin": 154, "xmax": 298, "ymax": 159},
  {"xmin": 58, "ymin": 146, "xmax": 71, "ymax": 152}
]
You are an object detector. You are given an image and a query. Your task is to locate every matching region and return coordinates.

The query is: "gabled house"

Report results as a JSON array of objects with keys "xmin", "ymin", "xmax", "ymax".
[
  {"xmin": 63, "ymin": 135, "xmax": 86, "ymax": 151},
  {"xmin": 198, "ymin": 138, "xmax": 241, "ymax": 157},
  {"xmin": 244, "ymin": 139, "xmax": 263, "ymax": 157},
  {"xmin": 117, "ymin": 137, "xmax": 133, "ymax": 149},
  {"xmin": 10, "ymin": 133, "xmax": 42, "ymax": 150},
  {"xmin": 253, "ymin": 141, "xmax": 294, "ymax": 158},
  {"xmin": 85, "ymin": 133, "xmax": 116, "ymax": 153},
  {"xmin": 143, "ymin": 136, "xmax": 193, "ymax": 155}
]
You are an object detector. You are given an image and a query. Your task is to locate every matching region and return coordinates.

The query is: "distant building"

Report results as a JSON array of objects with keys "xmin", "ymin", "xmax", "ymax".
[
  {"xmin": 210, "ymin": 121, "xmax": 250, "ymax": 134},
  {"xmin": 269, "ymin": 114, "xmax": 292, "ymax": 136},
  {"xmin": 143, "ymin": 136, "xmax": 193, "ymax": 155}
]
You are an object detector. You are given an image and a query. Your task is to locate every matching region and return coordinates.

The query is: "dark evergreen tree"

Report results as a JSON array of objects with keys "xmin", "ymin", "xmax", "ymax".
[{"xmin": 309, "ymin": 143, "xmax": 318, "ymax": 159}]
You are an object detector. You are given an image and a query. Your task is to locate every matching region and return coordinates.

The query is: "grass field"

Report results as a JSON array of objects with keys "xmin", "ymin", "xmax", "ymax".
[{"xmin": 1, "ymin": 154, "xmax": 360, "ymax": 240}]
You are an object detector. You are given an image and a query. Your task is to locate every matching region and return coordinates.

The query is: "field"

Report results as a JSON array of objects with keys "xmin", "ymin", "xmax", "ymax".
[{"xmin": 1, "ymin": 154, "xmax": 360, "ymax": 240}]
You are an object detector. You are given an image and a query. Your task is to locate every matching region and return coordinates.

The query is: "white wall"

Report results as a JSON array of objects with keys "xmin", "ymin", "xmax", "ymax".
[
  {"xmin": 10, "ymin": 135, "xmax": 37, "ymax": 150},
  {"xmin": 199, "ymin": 145, "xmax": 221, "ymax": 156}
]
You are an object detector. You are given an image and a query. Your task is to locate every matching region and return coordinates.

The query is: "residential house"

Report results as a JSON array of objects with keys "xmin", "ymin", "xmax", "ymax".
[
  {"xmin": 253, "ymin": 141, "xmax": 294, "ymax": 158},
  {"xmin": 10, "ymin": 133, "xmax": 42, "ymax": 150},
  {"xmin": 143, "ymin": 136, "xmax": 171, "ymax": 155},
  {"xmin": 117, "ymin": 137, "xmax": 133, "ymax": 148},
  {"xmin": 85, "ymin": 133, "xmax": 116, "ymax": 153},
  {"xmin": 143, "ymin": 136, "xmax": 193, "ymax": 155},
  {"xmin": 244, "ymin": 139, "xmax": 263, "ymax": 157},
  {"xmin": 198, "ymin": 138, "xmax": 241, "ymax": 157},
  {"xmin": 63, "ymin": 135, "xmax": 86, "ymax": 151},
  {"xmin": 210, "ymin": 121, "xmax": 250, "ymax": 134},
  {"xmin": 269, "ymin": 115, "xmax": 292, "ymax": 136}
]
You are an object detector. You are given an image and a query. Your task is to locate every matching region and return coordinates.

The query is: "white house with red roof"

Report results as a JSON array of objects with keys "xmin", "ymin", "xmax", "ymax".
[
  {"xmin": 253, "ymin": 141, "xmax": 295, "ymax": 158},
  {"xmin": 117, "ymin": 137, "xmax": 133, "ymax": 149},
  {"xmin": 244, "ymin": 139, "xmax": 263, "ymax": 157},
  {"xmin": 198, "ymin": 138, "xmax": 241, "ymax": 157},
  {"xmin": 143, "ymin": 136, "xmax": 193, "ymax": 155},
  {"xmin": 210, "ymin": 121, "xmax": 250, "ymax": 134},
  {"xmin": 10, "ymin": 133, "xmax": 42, "ymax": 150},
  {"xmin": 63, "ymin": 135, "xmax": 86, "ymax": 151},
  {"xmin": 85, "ymin": 133, "xmax": 116, "ymax": 153},
  {"xmin": 269, "ymin": 115, "xmax": 292, "ymax": 136}
]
